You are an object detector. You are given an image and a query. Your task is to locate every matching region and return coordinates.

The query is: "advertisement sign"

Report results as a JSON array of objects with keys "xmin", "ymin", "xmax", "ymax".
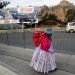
[{"xmin": 18, "ymin": 6, "xmax": 34, "ymax": 14}]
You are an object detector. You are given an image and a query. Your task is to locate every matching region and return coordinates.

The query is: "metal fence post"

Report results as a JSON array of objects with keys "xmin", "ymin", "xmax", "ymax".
[
  {"xmin": 22, "ymin": 22, "xmax": 25, "ymax": 48},
  {"xmin": 6, "ymin": 31, "xmax": 9, "ymax": 45},
  {"xmin": 23, "ymin": 29, "xmax": 25, "ymax": 48}
]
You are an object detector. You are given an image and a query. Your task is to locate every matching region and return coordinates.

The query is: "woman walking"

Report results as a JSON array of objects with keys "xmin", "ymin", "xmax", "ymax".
[{"xmin": 30, "ymin": 28, "xmax": 57, "ymax": 73}]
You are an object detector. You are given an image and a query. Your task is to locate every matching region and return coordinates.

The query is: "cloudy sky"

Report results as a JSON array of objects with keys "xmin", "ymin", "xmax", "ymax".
[{"xmin": 5, "ymin": 0, "xmax": 75, "ymax": 8}]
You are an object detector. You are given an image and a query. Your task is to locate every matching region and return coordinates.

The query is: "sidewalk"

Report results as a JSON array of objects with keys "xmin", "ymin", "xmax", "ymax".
[
  {"xmin": 0, "ymin": 65, "xmax": 18, "ymax": 75},
  {"xmin": 0, "ymin": 59, "xmax": 75, "ymax": 75},
  {"xmin": 0, "ymin": 44, "xmax": 75, "ymax": 75}
]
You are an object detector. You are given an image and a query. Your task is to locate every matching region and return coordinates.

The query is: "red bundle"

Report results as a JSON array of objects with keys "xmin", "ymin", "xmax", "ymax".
[
  {"xmin": 32, "ymin": 31, "xmax": 43, "ymax": 47},
  {"xmin": 41, "ymin": 37, "xmax": 52, "ymax": 52}
]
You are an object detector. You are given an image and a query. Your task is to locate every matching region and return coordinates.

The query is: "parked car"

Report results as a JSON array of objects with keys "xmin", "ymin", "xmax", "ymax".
[{"xmin": 66, "ymin": 22, "xmax": 75, "ymax": 33}]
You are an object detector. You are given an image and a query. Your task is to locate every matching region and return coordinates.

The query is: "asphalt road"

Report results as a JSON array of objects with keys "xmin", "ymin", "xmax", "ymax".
[{"xmin": 0, "ymin": 31, "xmax": 75, "ymax": 55}]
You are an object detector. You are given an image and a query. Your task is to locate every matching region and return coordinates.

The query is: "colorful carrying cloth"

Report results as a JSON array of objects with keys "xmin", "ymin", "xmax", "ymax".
[
  {"xmin": 33, "ymin": 31, "xmax": 44, "ymax": 47},
  {"xmin": 41, "ymin": 37, "xmax": 52, "ymax": 52}
]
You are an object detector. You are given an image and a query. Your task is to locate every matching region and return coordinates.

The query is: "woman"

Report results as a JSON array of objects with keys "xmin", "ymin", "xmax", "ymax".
[{"xmin": 30, "ymin": 28, "xmax": 57, "ymax": 73}]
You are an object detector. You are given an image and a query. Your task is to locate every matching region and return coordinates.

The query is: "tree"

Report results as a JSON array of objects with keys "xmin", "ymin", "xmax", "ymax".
[
  {"xmin": 48, "ymin": 13, "xmax": 57, "ymax": 20},
  {"xmin": 0, "ymin": 1, "xmax": 10, "ymax": 9},
  {"xmin": 39, "ymin": 5, "xmax": 49, "ymax": 19},
  {"xmin": 66, "ymin": 9, "xmax": 75, "ymax": 22}
]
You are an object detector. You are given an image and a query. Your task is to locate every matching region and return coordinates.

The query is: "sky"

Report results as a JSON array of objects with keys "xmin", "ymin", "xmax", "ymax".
[{"xmin": 4, "ymin": 0, "xmax": 75, "ymax": 8}]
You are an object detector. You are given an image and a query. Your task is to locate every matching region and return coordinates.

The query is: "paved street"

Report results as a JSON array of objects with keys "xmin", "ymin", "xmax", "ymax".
[{"xmin": 0, "ymin": 31, "xmax": 75, "ymax": 55}]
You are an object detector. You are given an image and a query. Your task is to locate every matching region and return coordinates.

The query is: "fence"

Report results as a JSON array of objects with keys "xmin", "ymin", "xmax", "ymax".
[
  {"xmin": 0, "ymin": 29, "xmax": 34, "ymax": 49},
  {"xmin": 0, "ymin": 27, "xmax": 75, "ymax": 55}
]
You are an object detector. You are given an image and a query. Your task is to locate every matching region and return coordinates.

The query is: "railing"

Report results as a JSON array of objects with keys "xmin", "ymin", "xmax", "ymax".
[{"xmin": 0, "ymin": 29, "xmax": 34, "ymax": 49}]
